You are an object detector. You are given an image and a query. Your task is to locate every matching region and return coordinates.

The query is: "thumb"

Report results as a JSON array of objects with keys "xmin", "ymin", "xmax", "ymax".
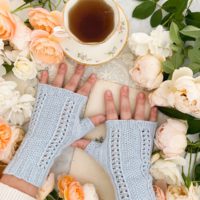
[
  {"xmin": 89, "ymin": 114, "xmax": 106, "ymax": 126},
  {"xmin": 71, "ymin": 139, "xmax": 91, "ymax": 150}
]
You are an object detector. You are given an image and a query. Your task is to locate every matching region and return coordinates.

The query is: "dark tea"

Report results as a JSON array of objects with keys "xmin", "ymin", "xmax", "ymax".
[{"xmin": 69, "ymin": 0, "xmax": 115, "ymax": 43}]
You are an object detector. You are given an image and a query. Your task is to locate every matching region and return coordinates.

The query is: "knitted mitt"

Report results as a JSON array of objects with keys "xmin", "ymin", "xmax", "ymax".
[
  {"xmin": 4, "ymin": 84, "xmax": 94, "ymax": 187},
  {"xmin": 86, "ymin": 120, "xmax": 157, "ymax": 200}
]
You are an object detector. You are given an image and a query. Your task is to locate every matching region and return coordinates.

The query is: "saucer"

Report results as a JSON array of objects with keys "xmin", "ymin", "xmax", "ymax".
[{"xmin": 59, "ymin": 5, "xmax": 129, "ymax": 66}]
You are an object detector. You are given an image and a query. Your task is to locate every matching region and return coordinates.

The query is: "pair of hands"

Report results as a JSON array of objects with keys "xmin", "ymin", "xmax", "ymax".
[{"xmin": 40, "ymin": 63, "xmax": 157, "ymax": 149}]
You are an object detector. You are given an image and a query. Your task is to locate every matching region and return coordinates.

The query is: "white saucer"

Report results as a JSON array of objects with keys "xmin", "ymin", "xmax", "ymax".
[{"xmin": 59, "ymin": 5, "xmax": 129, "ymax": 66}]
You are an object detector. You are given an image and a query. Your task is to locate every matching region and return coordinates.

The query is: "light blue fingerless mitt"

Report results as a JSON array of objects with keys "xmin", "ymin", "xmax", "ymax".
[
  {"xmin": 4, "ymin": 84, "xmax": 94, "ymax": 187},
  {"xmin": 86, "ymin": 120, "xmax": 157, "ymax": 200}
]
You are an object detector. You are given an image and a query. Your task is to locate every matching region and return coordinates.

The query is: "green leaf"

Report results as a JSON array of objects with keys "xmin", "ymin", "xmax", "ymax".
[
  {"xmin": 150, "ymin": 9, "xmax": 162, "ymax": 27},
  {"xmin": 188, "ymin": 48, "xmax": 200, "ymax": 64},
  {"xmin": 162, "ymin": 60, "xmax": 174, "ymax": 74},
  {"xmin": 186, "ymin": 10, "xmax": 200, "ymax": 28},
  {"xmin": 171, "ymin": 52, "xmax": 185, "ymax": 68},
  {"xmin": 3, "ymin": 63, "xmax": 14, "ymax": 73},
  {"xmin": 170, "ymin": 22, "xmax": 183, "ymax": 46},
  {"xmin": 158, "ymin": 107, "xmax": 200, "ymax": 134},
  {"xmin": 132, "ymin": 1, "xmax": 156, "ymax": 19},
  {"xmin": 182, "ymin": 171, "xmax": 192, "ymax": 188},
  {"xmin": 194, "ymin": 164, "xmax": 200, "ymax": 182},
  {"xmin": 188, "ymin": 63, "xmax": 200, "ymax": 73},
  {"xmin": 180, "ymin": 25, "xmax": 200, "ymax": 39},
  {"xmin": 162, "ymin": 0, "xmax": 188, "ymax": 14}
]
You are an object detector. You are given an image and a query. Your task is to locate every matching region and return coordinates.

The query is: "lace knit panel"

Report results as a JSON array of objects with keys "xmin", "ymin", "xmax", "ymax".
[
  {"xmin": 110, "ymin": 128, "xmax": 130, "ymax": 200},
  {"xmin": 38, "ymin": 99, "xmax": 75, "ymax": 169}
]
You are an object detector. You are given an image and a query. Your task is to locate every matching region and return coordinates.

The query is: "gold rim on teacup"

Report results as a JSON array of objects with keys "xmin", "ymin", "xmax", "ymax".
[{"xmin": 54, "ymin": 0, "xmax": 120, "ymax": 45}]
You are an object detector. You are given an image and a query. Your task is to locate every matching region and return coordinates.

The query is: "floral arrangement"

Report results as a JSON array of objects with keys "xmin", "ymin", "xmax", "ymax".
[
  {"xmin": 128, "ymin": 0, "xmax": 200, "ymax": 199},
  {"xmin": 0, "ymin": 0, "xmax": 200, "ymax": 200}
]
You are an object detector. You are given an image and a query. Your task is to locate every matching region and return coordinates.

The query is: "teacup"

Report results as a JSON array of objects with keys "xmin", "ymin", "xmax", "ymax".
[{"xmin": 54, "ymin": 0, "xmax": 120, "ymax": 45}]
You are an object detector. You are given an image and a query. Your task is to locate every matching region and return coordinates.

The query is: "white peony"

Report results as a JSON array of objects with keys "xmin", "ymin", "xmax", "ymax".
[
  {"xmin": 155, "ymin": 119, "xmax": 188, "ymax": 158},
  {"xmin": 0, "ymin": 66, "xmax": 6, "ymax": 77},
  {"xmin": 128, "ymin": 33, "xmax": 151, "ymax": 56},
  {"xmin": 150, "ymin": 67, "xmax": 200, "ymax": 118},
  {"xmin": 13, "ymin": 56, "xmax": 37, "ymax": 81},
  {"xmin": 128, "ymin": 26, "xmax": 172, "ymax": 59},
  {"xmin": 83, "ymin": 184, "xmax": 99, "ymax": 200},
  {"xmin": 0, "ymin": 78, "xmax": 35, "ymax": 125},
  {"xmin": 150, "ymin": 159, "xmax": 184, "ymax": 185},
  {"xmin": 129, "ymin": 55, "xmax": 163, "ymax": 90},
  {"xmin": 149, "ymin": 26, "xmax": 173, "ymax": 59}
]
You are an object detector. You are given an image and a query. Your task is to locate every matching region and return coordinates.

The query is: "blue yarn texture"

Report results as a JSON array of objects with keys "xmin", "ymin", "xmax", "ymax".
[
  {"xmin": 86, "ymin": 120, "xmax": 157, "ymax": 200},
  {"xmin": 4, "ymin": 84, "xmax": 94, "ymax": 187}
]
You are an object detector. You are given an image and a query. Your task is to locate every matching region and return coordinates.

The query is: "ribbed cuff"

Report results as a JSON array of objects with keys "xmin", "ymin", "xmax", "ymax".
[{"xmin": 0, "ymin": 183, "xmax": 35, "ymax": 200}]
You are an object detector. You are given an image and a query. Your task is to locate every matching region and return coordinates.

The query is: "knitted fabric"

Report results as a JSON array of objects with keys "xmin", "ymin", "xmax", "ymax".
[
  {"xmin": 86, "ymin": 120, "xmax": 157, "ymax": 200},
  {"xmin": 4, "ymin": 84, "xmax": 94, "ymax": 187},
  {"xmin": 0, "ymin": 183, "xmax": 35, "ymax": 200}
]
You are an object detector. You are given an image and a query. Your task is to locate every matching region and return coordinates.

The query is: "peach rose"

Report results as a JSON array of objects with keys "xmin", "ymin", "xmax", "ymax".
[
  {"xmin": 0, "ymin": 0, "xmax": 31, "ymax": 50},
  {"xmin": 58, "ymin": 175, "xmax": 76, "ymax": 198},
  {"xmin": 29, "ymin": 8, "xmax": 63, "ymax": 34},
  {"xmin": 30, "ymin": 30, "xmax": 64, "ymax": 64},
  {"xmin": 0, "ymin": 122, "xmax": 12, "ymax": 150},
  {"xmin": 64, "ymin": 181, "xmax": 84, "ymax": 200},
  {"xmin": 0, "ymin": 124, "xmax": 24, "ymax": 164},
  {"xmin": 0, "ymin": 0, "xmax": 16, "ymax": 40},
  {"xmin": 153, "ymin": 185, "xmax": 166, "ymax": 200}
]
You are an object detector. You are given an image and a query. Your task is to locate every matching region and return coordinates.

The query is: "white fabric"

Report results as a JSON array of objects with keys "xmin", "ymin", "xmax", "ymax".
[{"xmin": 0, "ymin": 183, "xmax": 35, "ymax": 200}]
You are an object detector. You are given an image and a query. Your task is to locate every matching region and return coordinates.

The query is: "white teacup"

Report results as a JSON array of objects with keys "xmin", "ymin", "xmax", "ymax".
[{"xmin": 54, "ymin": 0, "xmax": 120, "ymax": 45}]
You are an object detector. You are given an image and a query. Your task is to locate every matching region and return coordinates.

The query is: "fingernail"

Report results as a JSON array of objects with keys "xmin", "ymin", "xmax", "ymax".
[
  {"xmin": 106, "ymin": 90, "xmax": 112, "ymax": 97},
  {"xmin": 60, "ymin": 63, "xmax": 66, "ymax": 69},
  {"xmin": 153, "ymin": 107, "xmax": 157, "ymax": 112},
  {"xmin": 90, "ymin": 74, "xmax": 96, "ymax": 80},
  {"xmin": 139, "ymin": 92, "xmax": 145, "ymax": 98},
  {"xmin": 77, "ymin": 65, "xmax": 84, "ymax": 70},
  {"xmin": 123, "ymin": 86, "xmax": 128, "ymax": 92}
]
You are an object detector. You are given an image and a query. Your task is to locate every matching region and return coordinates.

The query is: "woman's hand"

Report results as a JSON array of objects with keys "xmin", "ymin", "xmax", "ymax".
[
  {"xmin": 72, "ymin": 86, "xmax": 157, "ymax": 149},
  {"xmin": 39, "ymin": 63, "xmax": 105, "ymax": 127}
]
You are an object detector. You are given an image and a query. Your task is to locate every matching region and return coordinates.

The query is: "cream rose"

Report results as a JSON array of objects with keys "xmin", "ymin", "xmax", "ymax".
[
  {"xmin": 150, "ymin": 67, "xmax": 200, "ymax": 118},
  {"xmin": 129, "ymin": 55, "xmax": 163, "ymax": 90},
  {"xmin": 13, "ymin": 56, "xmax": 37, "ymax": 81},
  {"xmin": 29, "ymin": 8, "xmax": 63, "ymax": 34},
  {"xmin": 150, "ymin": 159, "xmax": 184, "ymax": 185},
  {"xmin": 30, "ymin": 30, "xmax": 64, "ymax": 64},
  {"xmin": 155, "ymin": 119, "xmax": 187, "ymax": 158},
  {"xmin": 166, "ymin": 184, "xmax": 200, "ymax": 200}
]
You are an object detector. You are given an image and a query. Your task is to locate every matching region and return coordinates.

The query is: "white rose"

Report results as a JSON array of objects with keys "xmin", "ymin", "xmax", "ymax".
[
  {"xmin": 83, "ymin": 184, "xmax": 99, "ymax": 200},
  {"xmin": 13, "ymin": 56, "xmax": 37, "ymax": 81},
  {"xmin": 149, "ymin": 25, "xmax": 173, "ymax": 59},
  {"xmin": 155, "ymin": 119, "xmax": 187, "ymax": 158},
  {"xmin": 129, "ymin": 55, "xmax": 163, "ymax": 90},
  {"xmin": 149, "ymin": 67, "xmax": 200, "ymax": 118},
  {"xmin": 150, "ymin": 159, "xmax": 184, "ymax": 185},
  {"xmin": 128, "ymin": 33, "xmax": 151, "ymax": 56}
]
